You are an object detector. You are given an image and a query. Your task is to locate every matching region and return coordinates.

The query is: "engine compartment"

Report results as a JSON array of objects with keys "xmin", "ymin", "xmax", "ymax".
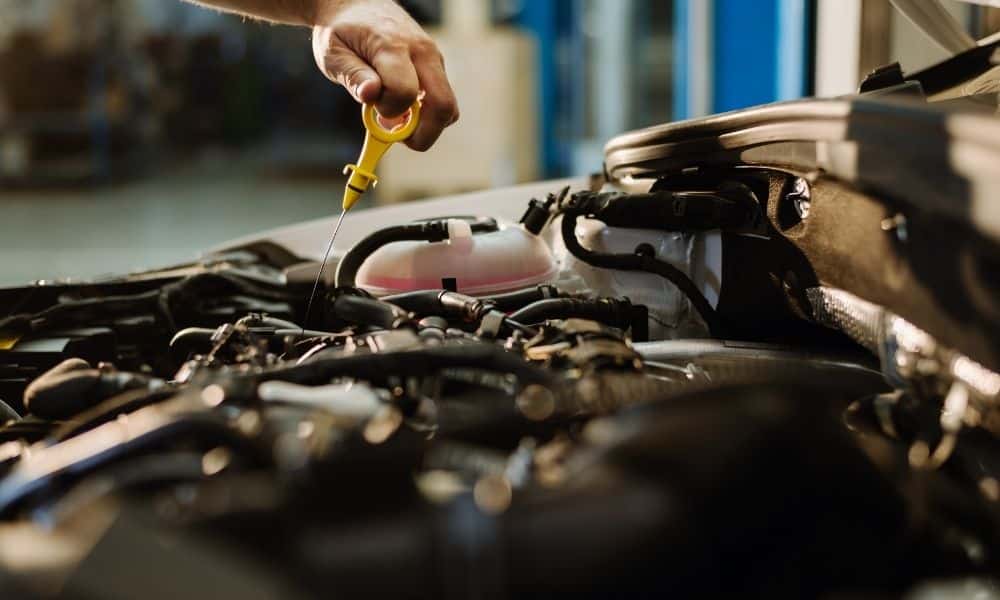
[{"xmin": 0, "ymin": 170, "xmax": 998, "ymax": 598}]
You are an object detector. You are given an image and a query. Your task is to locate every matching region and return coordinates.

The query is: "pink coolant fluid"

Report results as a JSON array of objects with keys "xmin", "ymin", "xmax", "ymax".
[{"xmin": 355, "ymin": 219, "xmax": 558, "ymax": 296}]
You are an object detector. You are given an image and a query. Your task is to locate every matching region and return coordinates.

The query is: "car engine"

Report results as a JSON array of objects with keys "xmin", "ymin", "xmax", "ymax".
[{"xmin": 1, "ymin": 92, "xmax": 1000, "ymax": 598}]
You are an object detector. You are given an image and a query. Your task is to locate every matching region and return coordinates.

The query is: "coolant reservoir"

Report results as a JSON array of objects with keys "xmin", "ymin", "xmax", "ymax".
[{"xmin": 355, "ymin": 219, "xmax": 558, "ymax": 296}]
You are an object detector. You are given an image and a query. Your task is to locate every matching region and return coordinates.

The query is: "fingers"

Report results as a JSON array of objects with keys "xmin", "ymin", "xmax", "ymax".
[
  {"xmin": 313, "ymin": 26, "xmax": 381, "ymax": 104},
  {"xmin": 406, "ymin": 47, "xmax": 459, "ymax": 151},
  {"xmin": 369, "ymin": 47, "xmax": 420, "ymax": 118},
  {"xmin": 320, "ymin": 37, "xmax": 459, "ymax": 151},
  {"xmin": 313, "ymin": 9, "xmax": 459, "ymax": 151},
  {"xmin": 355, "ymin": 79, "xmax": 381, "ymax": 104}
]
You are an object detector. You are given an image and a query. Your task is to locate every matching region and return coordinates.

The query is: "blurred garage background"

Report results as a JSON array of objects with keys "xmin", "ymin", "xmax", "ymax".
[{"xmin": 0, "ymin": 0, "xmax": 997, "ymax": 284}]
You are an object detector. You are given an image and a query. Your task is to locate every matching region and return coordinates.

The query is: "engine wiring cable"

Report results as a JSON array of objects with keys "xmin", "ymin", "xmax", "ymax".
[
  {"xmin": 0, "ymin": 273, "xmax": 295, "ymax": 337},
  {"xmin": 504, "ymin": 319, "xmax": 541, "ymax": 337}
]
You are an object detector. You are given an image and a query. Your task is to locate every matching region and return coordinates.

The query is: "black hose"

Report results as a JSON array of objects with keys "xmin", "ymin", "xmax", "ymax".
[
  {"xmin": 508, "ymin": 297, "xmax": 636, "ymax": 331},
  {"xmin": 0, "ymin": 288, "xmax": 162, "ymax": 336},
  {"xmin": 410, "ymin": 215, "xmax": 499, "ymax": 233},
  {"xmin": 23, "ymin": 358, "xmax": 95, "ymax": 419},
  {"xmin": 568, "ymin": 188, "xmax": 758, "ymax": 232},
  {"xmin": 0, "ymin": 272, "xmax": 295, "ymax": 338},
  {"xmin": 334, "ymin": 221, "xmax": 450, "ymax": 288},
  {"xmin": 560, "ymin": 207, "xmax": 726, "ymax": 336},
  {"xmin": 253, "ymin": 341, "xmax": 552, "ymax": 388},
  {"xmin": 379, "ymin": 289, "xmax": 453, "ymax": 316},
  {"xmin": 326, "ymin": 294, "xmax": 413, "ymax": 330},
  {"xmin": 485, "ymin": 285, "xmax": 563, "ymax": 311},
  {"xmin": 350, "ymin": 290, "xmax": 495, "ymax": 324},
  {"xmin": 23, "ymin": 358, "xmax": 157, "ymax": 420},
  {"xmin": 383, "ymin": 285, "xmax": 563, "ymax": 316},
  {"xmin": 51, "ymin": 387, "xmax": 179, "ymax": 440}
]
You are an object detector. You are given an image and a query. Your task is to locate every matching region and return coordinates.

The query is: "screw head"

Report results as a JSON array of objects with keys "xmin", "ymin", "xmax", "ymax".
[{"xmin": 788, "ymin": 178, "xmax": 811, "ymax": 219}]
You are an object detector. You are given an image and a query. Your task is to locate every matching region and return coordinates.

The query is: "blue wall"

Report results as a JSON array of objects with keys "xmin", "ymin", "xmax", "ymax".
[
  {"xmin": 674, "ymin": 0, "xmax": 811, "ymax": 119},
  {"xmin": 714, "ymin": 0, "xmax": 779, "ymax": 112},
  {"xmin": 713, "ymin": 0, "xmax": 810, "ymax": 113},
  {"xmin": 518, "ymin": 0, "xmax": 813, "ymax": 175},
  {"xmin": 513, "ymin": 0, "xmax": 577, "ymax": 177}
]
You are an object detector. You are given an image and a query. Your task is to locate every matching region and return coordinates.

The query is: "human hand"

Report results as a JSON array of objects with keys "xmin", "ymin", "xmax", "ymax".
[{"xmin": 312, "ymin": 0, "xmax": 459, "ymax": 151}]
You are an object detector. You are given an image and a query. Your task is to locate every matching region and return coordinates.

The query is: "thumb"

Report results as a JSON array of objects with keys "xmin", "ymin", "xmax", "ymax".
[
  {"xmin": 312, "ymin": 26, "xmax": 381, "ymax": 104},
  {"xmin": 354, "ymin": 78, "xmax": 381, "ymax": 104}
]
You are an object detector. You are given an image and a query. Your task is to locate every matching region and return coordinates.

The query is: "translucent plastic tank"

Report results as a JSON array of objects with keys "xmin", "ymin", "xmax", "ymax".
[{"xmin": 354, "ymin": 219, "xmax": 558, "ymax": 296}]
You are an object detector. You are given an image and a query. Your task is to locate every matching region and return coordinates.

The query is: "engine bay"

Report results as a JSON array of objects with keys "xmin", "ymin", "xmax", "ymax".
[{"xmin": 0, "ymin": 163, "xmax": 999, "ymax": 598}]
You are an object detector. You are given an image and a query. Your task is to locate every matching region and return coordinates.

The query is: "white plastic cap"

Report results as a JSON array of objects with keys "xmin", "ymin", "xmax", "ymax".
[{"xmin": 446, "ymin": 218, "xmax": 473, "ymax": 251}]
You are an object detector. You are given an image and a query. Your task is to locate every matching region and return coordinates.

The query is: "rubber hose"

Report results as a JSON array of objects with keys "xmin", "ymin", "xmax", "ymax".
[
  {"xmin": 485, "ymin": 285, "xmax": 563, "ymax": 312},
  {"xmin": 508, "ymin": 297, "xmax": 634, "ymax": 329},
  {"xmin": 51, "ymin": 387, "xmax": 178, "ymax": 441},
  {"xmin": 23, "ymin": 358, "xmax": 94, "ymax": 419},
  {"xmin": 531, "ymin": 355, "xmax": 885, "ymax": 420},
  {"xmin": 255, "ymin": 341, "xmax": 552, "ymax": 388},
  {"xmin": 379, "ymin": 290, "xmax": 450, "ymax": 316},
  {"xmin": 23, "ymin": 358, "xmax": 155, "ymax": 420},
  {"xmin": 335, "ymin": 221, "xmax": 449, "ymax": 288},
  {"xmin": 328, "ymin": 294, "xmax": 413, "ymax": 330},
  {"xmin": 343, "ymin": 290, "xmax": 493, "ymax": 323},
  {"xmin": 383, "ymin": 285, "xmax": 563, "ymax": 316},
  {"xmin": 410, "ymin": 215, "xmax": 499, "ymax": 233}
]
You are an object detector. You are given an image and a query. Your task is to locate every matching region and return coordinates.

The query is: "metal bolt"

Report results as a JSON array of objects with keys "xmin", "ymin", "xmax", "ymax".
[{"xmin": 788, "ymin": 177, "xmax": 811, "ymax": 219}]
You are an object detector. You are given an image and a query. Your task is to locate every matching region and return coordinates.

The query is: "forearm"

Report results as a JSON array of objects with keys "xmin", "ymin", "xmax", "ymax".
[{"xmin": 182, "ymin": 0, "xmax": 346, "ymax": 26}]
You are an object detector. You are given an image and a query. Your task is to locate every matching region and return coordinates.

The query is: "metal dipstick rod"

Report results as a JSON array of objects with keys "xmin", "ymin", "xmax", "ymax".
[{"xmin": 301, "ymin": 101, "xmax": 422, "ymax": 332}]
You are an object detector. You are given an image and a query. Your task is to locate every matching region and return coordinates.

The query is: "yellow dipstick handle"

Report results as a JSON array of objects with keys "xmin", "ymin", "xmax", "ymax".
[{"xmin": 342, "ymin": 101, "xmax": 421, "ymax": 211}]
